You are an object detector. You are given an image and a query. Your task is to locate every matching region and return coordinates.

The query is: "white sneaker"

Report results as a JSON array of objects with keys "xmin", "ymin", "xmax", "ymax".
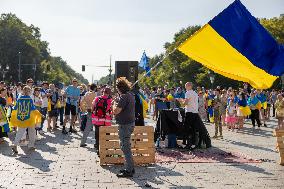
[
  {"xmin": 38, "ymin": 130, "xmax": 45, "ymax": 135},
  {"xmin": 19, "ymin": 140, "xmax": 28, "ymax": 146},
  {"xmin": 35, "ymin": 135, "xmax": 41, "ymax": 141}
]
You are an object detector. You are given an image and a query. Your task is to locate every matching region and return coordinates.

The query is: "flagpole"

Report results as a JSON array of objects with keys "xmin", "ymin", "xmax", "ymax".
[{"xmin": 131, "ymin": 48, "xmax": 177, "ymax": 88}]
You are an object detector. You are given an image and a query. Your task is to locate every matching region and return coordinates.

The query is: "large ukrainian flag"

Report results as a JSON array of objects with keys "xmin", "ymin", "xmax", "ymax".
[
  {"xmin": 178, "ymin": 0, "xmax": 284, "ymax": 89},
  {"xmin": 10, "ymin": 96, "xmax": 42, "ymax": 128}
]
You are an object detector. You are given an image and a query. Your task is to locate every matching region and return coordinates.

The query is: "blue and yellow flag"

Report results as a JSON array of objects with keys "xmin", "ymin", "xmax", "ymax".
[
  {"xmin": 10, "ymin": 96, "xmax": 42, "ymax": 128},
  {"xmin": 0, "ymin": 105, "xmax": 11, "ymax": 133},
  {"xmin": 178, "ymin": 0, "xmax": 284, "ymax": 89}
]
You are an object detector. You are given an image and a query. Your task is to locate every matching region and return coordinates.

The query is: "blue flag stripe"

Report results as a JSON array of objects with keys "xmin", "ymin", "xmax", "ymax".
[{"xmin": 209, "ymin": 0, "xmax": 284, "ymax": 76}]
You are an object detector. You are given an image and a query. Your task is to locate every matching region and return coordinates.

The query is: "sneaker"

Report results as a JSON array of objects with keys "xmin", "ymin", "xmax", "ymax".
[
  {"xmin": 80, "ymin": 144, "xmax": 87, "ymax": 147},
  {"xmin": 212, "ymin": 135, "xmax": 218, "ymax": 139},
  {"xmin": 219, "ymin": 135, "xmax": 223, "ymax": 139},
  {"xmin": 117, "ymin": 170, "xmax": 133, "ymax": 178},
  {"xmin": 19, "ymin": 140, "xmax": 27, "ymax": 146},
  {"xmin": 11, "ymin": 145, "xmax": 18, "ymax": 154},
  {"xmin": 264, "ymin": 124, "xmax": 267, "ymax": 127},
  {"xmin": 120, "ymin": 169, "xmax": 135, "ymax": 174},
  {"xmin": 69, "ymin": 128, "xmax": 77, "ymax": 133},
  {"xmin": 35, "ymin": 135, "xmax": 41, "ymax": 141},
  {"xmin": 62, "ymin": 129, "xmax": 68, "ymax": 135},
  {"xmin": 38, "ymin": 130, "xmax": 45, "ymax": 135},
  {"xmin": 28, "ymin": 147, "xmax": 36, "ymax": 151}
]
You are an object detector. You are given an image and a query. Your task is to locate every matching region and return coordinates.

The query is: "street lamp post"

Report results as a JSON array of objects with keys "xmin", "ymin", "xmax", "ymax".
[
  {"xmin": 208, "ymin": 70, "xmax": 215, "ymax": 89},
  {"xmin": 18, "ymin": 52, "xmax": 21, "ymax": 82},
  {"xmin": 281, "ymin": 74, "xmax": 284, "ymax": 89},
  {"xmin": 108, "ymin": 55, "xmax": 112, "ymax": 86},
  {"xmin": 172, "ymin": 68, "xmax": 178, "ymax": 86},
  {"xmin": 0, "ymin": 65, "xmax": 10, "ymax": 81}
]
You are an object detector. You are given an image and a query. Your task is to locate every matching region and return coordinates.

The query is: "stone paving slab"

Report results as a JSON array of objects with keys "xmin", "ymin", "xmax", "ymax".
[{"xmin": 0, "ymin": 118, "xmax": 284, "ymax": 189}]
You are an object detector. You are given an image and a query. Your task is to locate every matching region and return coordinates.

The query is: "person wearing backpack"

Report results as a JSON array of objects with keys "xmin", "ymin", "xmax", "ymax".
[{"xmin": 80, "ymin": 87, "xmax": 112, "ymax": 153}]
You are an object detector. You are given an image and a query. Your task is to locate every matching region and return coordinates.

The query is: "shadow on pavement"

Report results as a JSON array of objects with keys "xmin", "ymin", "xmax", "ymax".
[
  {"xmin": 102, "ymin": 164, "xmax": 188, "ymax": 188},
  {"xmin": 15, "ymin": 150, "xmax": 54, "ymax": 172},
  {"xmin": 236, "ymin": 127, "xmax": 273, "ymax": 138},
  {"xmin": 223, "ymin": 138, "xmax": 276, "ymax": 153}
]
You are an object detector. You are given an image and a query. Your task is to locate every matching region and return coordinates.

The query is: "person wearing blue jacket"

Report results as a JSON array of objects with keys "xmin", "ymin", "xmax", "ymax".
[
  {"xmin": 248, "ymin": 91, "xmax": 261, "ymax": 128},
  {"xmin": 256, "ymin": 90, "xmax": 267, "ymax": 127}
]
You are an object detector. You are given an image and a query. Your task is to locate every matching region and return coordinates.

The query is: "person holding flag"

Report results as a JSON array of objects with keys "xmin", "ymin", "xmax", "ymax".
[
  {"xmin": 0, "ymin": 88, "xmax": 10, "ymax": 143},
  {"xmin": 10, "ymin": 86, "xmax": 42, "ymax": 154}
]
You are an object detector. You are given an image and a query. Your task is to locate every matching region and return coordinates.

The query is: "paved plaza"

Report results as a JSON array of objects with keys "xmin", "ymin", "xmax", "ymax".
[{"xmin": 0, "ymin": 118, "xmax": 284, "ymax": 189}]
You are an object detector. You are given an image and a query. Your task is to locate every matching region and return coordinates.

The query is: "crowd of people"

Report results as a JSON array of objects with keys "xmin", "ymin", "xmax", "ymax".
[
  {"xmin": 1, "ymin": 77, "xmax": 284, "ymax": 178},
  {"xmin": 0, "ymin": 77, "xmax": 137, "ymax": 177},
  {"xmin": 140, "ymin": 83, "xmax": 284, "ymax": 138}
]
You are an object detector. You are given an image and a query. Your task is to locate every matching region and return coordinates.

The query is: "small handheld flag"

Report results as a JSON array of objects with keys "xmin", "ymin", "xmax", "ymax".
[{"xmin": 139, "ymin": 51, "xmax": 151, "ymax": 77}]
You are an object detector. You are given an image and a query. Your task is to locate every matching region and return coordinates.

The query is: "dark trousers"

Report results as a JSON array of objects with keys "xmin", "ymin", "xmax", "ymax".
[
  {"xmin": 184, "ymin": 112, "xmax": 199, "ymax": 146},
  {"xmin": 273, "ymin": 103, "xmax": 276, "ymax": 117},
  {"xmin": 251, "ymin": 109, "xmax": 261, "ymax": 127},
  {"xmin": 59, "ymin": 107, "xmax": 64, "ymax": 125},
  {"xmin": 81, "ymin": 114, "xmax": 87, "ymax": 131},
  {"xmin": 39, "ymin": 107, "xmax": 47, "ymax": 130},
  {"xmin": 95, "ymin": 126, "xmax": 100, "ymax": 148}
]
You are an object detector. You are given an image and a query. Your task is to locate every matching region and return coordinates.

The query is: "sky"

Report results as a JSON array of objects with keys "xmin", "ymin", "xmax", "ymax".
[{"xmin": 0, "ymin": 0, "xmax": 283, "ymax": 82}]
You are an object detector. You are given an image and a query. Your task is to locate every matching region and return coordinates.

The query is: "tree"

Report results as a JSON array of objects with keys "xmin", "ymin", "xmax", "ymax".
[{"xmin": 0, "ymin": 13, "xmax": 88, "ymax": 84}]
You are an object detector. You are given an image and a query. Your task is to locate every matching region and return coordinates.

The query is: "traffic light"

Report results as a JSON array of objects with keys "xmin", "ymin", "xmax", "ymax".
[{"xmin": 82, "ymin": 65, "xmax": 85, "ymax": 72}]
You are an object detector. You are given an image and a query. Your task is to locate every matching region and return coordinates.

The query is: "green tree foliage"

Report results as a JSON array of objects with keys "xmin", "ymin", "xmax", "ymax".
[
  {"xmin": 138, "ymin": 16, "xmax": 284, "ymax": 89},
  {"xmin": 0, "ymin": 13, "xmax": 88, "ymax": 85},
  {"xmin": 98, "ymin": 74, "xmax": 114, "ymax": 85}
]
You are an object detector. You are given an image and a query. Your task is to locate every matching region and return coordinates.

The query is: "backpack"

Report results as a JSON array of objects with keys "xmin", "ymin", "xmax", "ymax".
[{"xmin": 94, "ymin": 96, "xmax": 111, "ymax": 118}]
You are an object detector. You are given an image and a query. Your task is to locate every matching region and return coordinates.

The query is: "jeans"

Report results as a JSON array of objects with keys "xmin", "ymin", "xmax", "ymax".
[
  {"xmin": 39, "ymin": 107, "xmax": 47, "ymax": 130},
  {"xmin": 80, "ymin": 114, "xmax": 87, "ymax": 131},
  {"xmin": 80, "ymin": 113, "xmax": 93, "ymax": 145},
  {"xmin": 118, "ymin": 122, "xmax": 135, "ymax": 172}
]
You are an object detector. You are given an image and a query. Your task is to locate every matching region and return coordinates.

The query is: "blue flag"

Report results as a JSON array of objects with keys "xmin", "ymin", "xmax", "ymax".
[{"xmin": 139, "ymin": 51, "xmax": 151, "ymax": 77}]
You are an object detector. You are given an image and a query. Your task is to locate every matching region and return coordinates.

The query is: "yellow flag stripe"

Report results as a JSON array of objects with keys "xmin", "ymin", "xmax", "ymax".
[{"xmin": 178, "ymin": 24, "xmax": 277, "ymax": 89}]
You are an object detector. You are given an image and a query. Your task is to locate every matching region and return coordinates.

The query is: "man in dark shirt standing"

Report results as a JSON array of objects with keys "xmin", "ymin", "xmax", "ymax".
[{"xmin": 113, "ymin": 77, "xmax": 135, "ymax": 178}]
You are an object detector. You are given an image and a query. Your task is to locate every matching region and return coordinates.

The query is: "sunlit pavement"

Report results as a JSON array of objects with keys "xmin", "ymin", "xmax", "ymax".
[{"xmin": 0, "ymin": 117, "xmax": 284, "ymax": 189}]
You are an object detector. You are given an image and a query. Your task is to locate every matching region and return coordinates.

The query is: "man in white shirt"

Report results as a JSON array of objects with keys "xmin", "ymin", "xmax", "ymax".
[
  {"xmin": 184, "ymin": 82, "xmax": 199, "ymax": 114},
  {"xmin": 178, "ymin": 82, "xmax": 199, "ymax": 150}
]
